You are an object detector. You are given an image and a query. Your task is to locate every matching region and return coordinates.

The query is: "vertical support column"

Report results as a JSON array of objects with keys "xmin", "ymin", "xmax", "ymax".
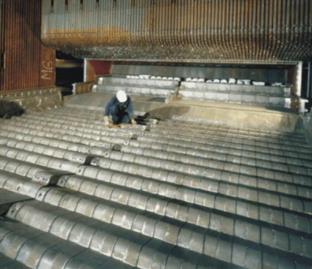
[
  {"xmin": 296, "ymin": 61, "xmax": 303, "ymax": 97},
  {"xmin": 83, "ymin": 58, "xmax": 88, "ymax": 82},
  {"xmin": 0, "ymin": 0, "xmax": 4, "ymax": 90},
  {"xmin": 307, "ymin": 62, "xmax": 312, "ymax": 111},
  {"xmin": 289, "ymin": 61, "xmax": 306, "ymax": 113},
  {"xmin": 295, "ymin": 61, "xmax": 310, "ymax": 113}
]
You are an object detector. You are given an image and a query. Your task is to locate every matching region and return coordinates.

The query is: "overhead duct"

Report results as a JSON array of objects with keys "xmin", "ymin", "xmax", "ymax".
[{"xmin": 41, "ymin": 0, "xmax": 312, "ymax": 63}]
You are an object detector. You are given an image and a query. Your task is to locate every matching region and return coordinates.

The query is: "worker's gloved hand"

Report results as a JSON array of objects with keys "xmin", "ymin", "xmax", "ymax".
[
  {"xmin": 104, "ymin": 116, "xmax": 110, "ymax": 126},
  {"xmin": 131, "ymin": 119, "xmax": 137, "ymax": 125}
]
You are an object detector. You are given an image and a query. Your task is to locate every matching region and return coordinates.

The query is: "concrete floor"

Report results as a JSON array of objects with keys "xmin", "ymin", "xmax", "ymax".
[{"xmin": 65, "ymin": 92, "xmax": 300, "ymax": 132}]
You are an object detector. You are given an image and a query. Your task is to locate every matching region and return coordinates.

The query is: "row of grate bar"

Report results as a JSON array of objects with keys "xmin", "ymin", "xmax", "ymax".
[{"xmin": 0, "ymin": 107, "xmax": 311, "ymax": 269}]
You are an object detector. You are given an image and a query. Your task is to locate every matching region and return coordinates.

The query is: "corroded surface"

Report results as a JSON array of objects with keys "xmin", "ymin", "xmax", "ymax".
[
  {"xmin": 1, "ymin": 0, "xmax": 55, "ymax": 91},
  {"xmin": 0, "ymin": 87, "xmax": 63, "ymax": 112},
  {"xmin": 73, "ymin": 81, "xmax": 94, "ymax": 95},
  {"xmin": 0, "ymin": 107, "xmax": 311, "ymax": 268},
  {"xmin": 62, "ymin": 89, "xmax": 300, "ymax": 131},
  {"xmin": 41, "ymin": 0, "xmax": 312, "ymax": 62}
]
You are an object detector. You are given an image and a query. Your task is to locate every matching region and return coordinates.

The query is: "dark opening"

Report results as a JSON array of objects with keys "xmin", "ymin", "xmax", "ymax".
[
  {"xmin": 56, "ymin": 51, "xmax": 83, "ymax": 96},
  {"xmin": 302, "ymin": 62, "xmax": 312, "ymax": 111}
]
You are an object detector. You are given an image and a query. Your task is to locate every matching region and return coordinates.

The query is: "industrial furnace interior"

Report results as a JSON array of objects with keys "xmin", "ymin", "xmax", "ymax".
[{"xmin": 0, "ymin": 0, "xmax": 312, "ymax": 269}]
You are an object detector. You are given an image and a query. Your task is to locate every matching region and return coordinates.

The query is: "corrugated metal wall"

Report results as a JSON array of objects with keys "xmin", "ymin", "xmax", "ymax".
[
  {"xmin": 0, "ymin": 0, "xmax": 55, "ymax": 91},
  {"xmin": 41, "ymin": 0, "xmax": 312, "ymax": 63},
  {"xmin": 0, "ymin": 0, "xmax": 4, "ymax": 85}
]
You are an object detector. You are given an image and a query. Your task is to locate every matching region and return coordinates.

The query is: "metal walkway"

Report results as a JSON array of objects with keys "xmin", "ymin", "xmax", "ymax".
[{"xmin": 0, "ymin": 107, "xmax": 311, "ymax": 269}]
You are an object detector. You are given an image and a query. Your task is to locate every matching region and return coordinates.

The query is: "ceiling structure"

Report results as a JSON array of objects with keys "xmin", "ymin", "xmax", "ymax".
[{"xmin": 41, "ymin": 0, "xmax": 312, "ymax": 63}]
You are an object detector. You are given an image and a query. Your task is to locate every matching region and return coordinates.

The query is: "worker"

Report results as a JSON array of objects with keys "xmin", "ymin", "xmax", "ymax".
[{"xmin": 104, "ymin": 90, "xmax": 136, "ymax": 126}]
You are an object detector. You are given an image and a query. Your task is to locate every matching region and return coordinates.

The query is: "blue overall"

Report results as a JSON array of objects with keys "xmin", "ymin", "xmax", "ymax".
[{"xmin": 104, "ymin": 95, "xmax": 134, "ymax": 124}]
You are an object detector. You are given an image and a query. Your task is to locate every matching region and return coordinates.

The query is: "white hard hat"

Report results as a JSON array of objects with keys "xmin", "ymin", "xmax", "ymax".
[{"xmin": 116, "ymin": 90, "xmax": 127, "ymax": 102}]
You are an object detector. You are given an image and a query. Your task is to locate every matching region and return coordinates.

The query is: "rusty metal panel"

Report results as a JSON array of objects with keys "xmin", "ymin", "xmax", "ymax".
[
  {"xmin": 0, "ymin": 0, "xmax": 4, "ymax": 86},
  {"xmin": 0, "ymin": 0, "xmax": 55, "ymax": 92},
  {"xmin": 39, "ymin": 46, "xmax": 55, "ymax": 87},
  {"xmin": 41, "ymin": 0, "xmax": 312, "ymax": 63}
]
